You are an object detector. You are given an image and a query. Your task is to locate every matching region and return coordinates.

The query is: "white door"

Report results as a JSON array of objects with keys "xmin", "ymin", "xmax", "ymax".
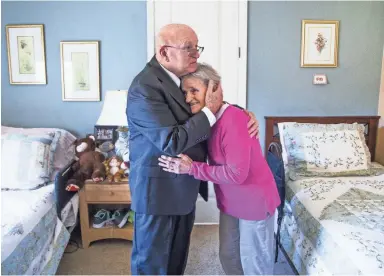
[{"xmin": 147, "ymin": 0, "xmax": 248, "ymax": 224}]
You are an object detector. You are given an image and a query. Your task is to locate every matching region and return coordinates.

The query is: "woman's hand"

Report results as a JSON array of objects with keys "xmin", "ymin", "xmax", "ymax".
[
  {"xmin": 205, "ymin": 80, "xmax": 223, "ymax": 115},
  {"xmin": 243, "ymin": 110, "xmax": 259, "ymax": 138},
  {"xmin": 158, "ymin": 154, "xmax": 193, "ymax": 174}
]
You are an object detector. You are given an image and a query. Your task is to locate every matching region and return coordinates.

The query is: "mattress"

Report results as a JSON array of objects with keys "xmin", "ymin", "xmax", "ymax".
[
  {"xmin": 280, "ymin": 164, "xmax": 384, "ymax": 275},
  {"xmin": 1, "ymin": 183, "xmax": 79, "ymax": 275}
]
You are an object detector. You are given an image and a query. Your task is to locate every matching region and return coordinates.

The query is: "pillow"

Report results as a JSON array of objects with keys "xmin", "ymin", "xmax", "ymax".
[
  {"xmin": 301, "ymin": 129, "xmax": 370, "ymax": 173},
  {"xmin": 278, "ymin": 122, "xmax": 372, "ymax": 178},
  {"xmin": 1, "ymin": 126, "xmax": 77, "ymax": 180},
  {"xmin": 1, "ymin": 133, "xmax": 56, "ymax": 190}
]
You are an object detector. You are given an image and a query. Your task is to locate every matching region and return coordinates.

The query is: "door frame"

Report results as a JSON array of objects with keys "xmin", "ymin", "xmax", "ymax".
[{"xmin": 146, "ymin": 0, "xmax": 248, "ymax": 109}]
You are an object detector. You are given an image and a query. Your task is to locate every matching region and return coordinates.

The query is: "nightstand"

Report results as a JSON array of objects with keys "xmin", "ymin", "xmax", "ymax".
[{"xmin": 79, "ymin": 178, "xmax": 133, "ymax": 248}]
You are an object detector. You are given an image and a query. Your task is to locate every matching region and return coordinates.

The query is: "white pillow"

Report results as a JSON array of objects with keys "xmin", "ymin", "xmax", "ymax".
[
  {"xmin": 277, "ymin": 122, "xmax": 372, "ymax": 177},
  {"xmin": 1, "ymin": 133, "xmax": 55, "ymax": 190},
  {"xmin": 301, "ymin": 129, "xmax": 369, "ymax": 173},
  {"xmin": 1, "ymin": 126, "xmax": 77, "ymax": 180}
]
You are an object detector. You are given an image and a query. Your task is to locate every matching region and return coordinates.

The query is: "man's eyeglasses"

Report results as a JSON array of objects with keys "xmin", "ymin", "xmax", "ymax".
[{"xmin": 163, "ymin": 45, "xmax": 204, "ymax": 56}]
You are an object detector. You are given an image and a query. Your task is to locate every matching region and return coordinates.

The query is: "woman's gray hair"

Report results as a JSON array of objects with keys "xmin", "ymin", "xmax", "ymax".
[{"xmin": 182, "ymin": 63, "xmax": 221, "ymax": 87}]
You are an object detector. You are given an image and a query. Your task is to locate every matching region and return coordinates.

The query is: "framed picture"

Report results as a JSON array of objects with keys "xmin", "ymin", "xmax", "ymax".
[
  {"xmin": 60, "ymin": 41, "xmax": 100, "ymax": 101},
  {"xmin": 6, "ymin": 24, "xmax": 47, "ymax": 84},
  {"xmin": 300, "ymin": 20, "xmax": 339, "ymax": 68},
  {"xmin": 94, "ymin": 125, "xmax": 118, "ymax": 144}
]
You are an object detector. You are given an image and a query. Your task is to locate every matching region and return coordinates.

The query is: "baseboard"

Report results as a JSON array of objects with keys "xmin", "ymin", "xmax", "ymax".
[
  {"xmin": 194, "ymin": 196, "xmax": 219, "ymax": 224},
  {"xmin": 194, "ymin": 222, "xmax": 219, "ymax": 225}
]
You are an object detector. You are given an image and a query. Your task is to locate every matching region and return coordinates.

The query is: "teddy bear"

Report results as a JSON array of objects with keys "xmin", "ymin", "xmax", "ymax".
[
  {"xmin": 104, "ymin": 156, "xmax": 126, "ymax": 183},
  {"xmin": 66, "ymin": 135, "xmax": 107, "ymax": 192}
]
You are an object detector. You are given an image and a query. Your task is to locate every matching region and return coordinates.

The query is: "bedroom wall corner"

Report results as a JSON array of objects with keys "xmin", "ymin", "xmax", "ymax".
[{"xmin": 375, "ymin": 46, "xmax": 384, "ymax": 165}]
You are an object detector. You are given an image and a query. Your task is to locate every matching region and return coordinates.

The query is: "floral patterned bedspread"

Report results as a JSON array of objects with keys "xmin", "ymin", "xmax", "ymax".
[
  {"xmin": 280, "ymin": 166, "xmax": 384, "ymax": 275},
  {"xmin": 1, "ymin": 184, "xmax": 78, "ymax": 275}
]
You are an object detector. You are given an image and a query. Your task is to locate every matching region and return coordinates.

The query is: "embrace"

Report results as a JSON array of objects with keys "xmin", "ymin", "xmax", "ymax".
[{"xmin": 127, "ymin": 23, "xmax": 280, "ymax": 275}]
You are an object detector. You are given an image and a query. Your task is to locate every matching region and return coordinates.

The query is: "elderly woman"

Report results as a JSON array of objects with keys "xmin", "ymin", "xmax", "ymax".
[{"xmin": 158, "ymin": 63, "xmax": 281, "ymax": 275}]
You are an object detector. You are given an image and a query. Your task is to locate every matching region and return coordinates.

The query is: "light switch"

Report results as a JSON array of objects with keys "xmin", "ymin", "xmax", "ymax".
[{"xmin": 313, "ymin": 74, "xmax": 327, "ymax": 85}]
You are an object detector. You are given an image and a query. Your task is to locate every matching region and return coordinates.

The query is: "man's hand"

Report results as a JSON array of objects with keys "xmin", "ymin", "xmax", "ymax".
[
  {"xmin": 243, "ymin": 110, "xmax": 259, "ymax": 138},
  {"xmin": 158, "ymin": 154, "xmax": 193, "ymax": 174},
  {"xmin": 205, "ymin": 80, "xmax": 223, "ymax": 114}
]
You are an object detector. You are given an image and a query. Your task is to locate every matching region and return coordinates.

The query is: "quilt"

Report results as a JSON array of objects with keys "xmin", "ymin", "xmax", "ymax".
[
  {"xmin": 1, "ymin": 184, "xmax": 79, "ymax": 275},
  {"xmin": 280, "ymin": 164, "xmax": 384, "ymax": 275}
]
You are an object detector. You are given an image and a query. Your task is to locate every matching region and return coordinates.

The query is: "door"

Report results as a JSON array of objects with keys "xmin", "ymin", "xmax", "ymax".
[{"xmin": 147, "ymin": 0, "xmax": 248, "ymax": 223}]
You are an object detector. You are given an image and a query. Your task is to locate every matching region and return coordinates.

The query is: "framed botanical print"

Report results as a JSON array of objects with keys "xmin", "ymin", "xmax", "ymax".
[
  {"xmin": 300, "ymin": 20, "xmax": 339, "ymax": 68},
  {"xmin": 60, "ymin": 41, "xmax": 100, "ymax": 101},
  {"xmin": 6, "ymin": 24, "xmax": 47, "ymax": 84}
]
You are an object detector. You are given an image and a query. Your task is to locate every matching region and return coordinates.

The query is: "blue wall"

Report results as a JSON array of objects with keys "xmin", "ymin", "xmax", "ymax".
[
  {"xmin": 248, "ymin": 1, "xmax": 384, "ymax": 150},
  {"xmin": 1, "ymin": 1, "xmax": 147, "ymax": 137},
  {"xmin": 2, "ymin": 1, "xmax": 384, "ymax": 146}
]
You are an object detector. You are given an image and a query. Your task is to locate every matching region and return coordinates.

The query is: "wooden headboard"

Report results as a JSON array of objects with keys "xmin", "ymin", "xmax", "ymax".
[{"xmin": 265, "ymin": 116, "xmax": 381, "ymax": 161}]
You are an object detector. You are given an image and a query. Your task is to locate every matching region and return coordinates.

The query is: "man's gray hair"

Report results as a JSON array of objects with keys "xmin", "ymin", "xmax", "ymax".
[{"xmin": 182, "ymin": 63, "xmax": 221, "ymax": 87}]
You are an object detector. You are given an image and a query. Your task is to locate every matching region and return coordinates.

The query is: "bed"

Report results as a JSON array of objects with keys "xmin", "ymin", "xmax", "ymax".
[
  {"xmin": 1, "ymin": 126, "xmax": 79, "ymax": 275},
  {"xmin": 265, "ymin": 116, "xmax": 384, "ymax": 275}
]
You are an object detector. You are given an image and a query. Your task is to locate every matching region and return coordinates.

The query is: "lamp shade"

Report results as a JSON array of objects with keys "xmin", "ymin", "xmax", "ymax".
[{"xmin": 96, "ymin": 90, "xmax": 128, "ymax": 126}]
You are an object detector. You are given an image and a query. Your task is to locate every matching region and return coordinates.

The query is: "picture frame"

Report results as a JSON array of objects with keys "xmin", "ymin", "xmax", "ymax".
[
  {"xmin": 300, "ymin": 20, "xmax": 339, "ymax": 68},
  {"xmin": 60, "ymin": 41, "xmax": 100, "ymax": 101},
  {"xmin": 6, "ymin": 24, "xmax": 47, "ymax": 84},
  {"xmin": 94, "ymin": 125, "xmax": 118, "ymax": 144}
]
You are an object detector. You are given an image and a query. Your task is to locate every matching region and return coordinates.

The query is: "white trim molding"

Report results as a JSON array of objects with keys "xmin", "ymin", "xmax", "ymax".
[
  {"xmin": 146, "ymin": 0, "xmax": 155, "ymax": 61},
  {"xmin": 238, "ymin": 0, "xmax": 248, "ymax": 109}
]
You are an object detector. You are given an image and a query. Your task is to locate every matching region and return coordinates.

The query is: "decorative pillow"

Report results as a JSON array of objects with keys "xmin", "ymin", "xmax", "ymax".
[
  {"xmin": 1, "ymin": 133, "xmax": 57, "ymax": 190},
  {"xmin": 1, "ymin": 126, "xmax": 77, "ymax": 180},
  {"xmin": 301, "ymin": 129, "xmax": 370, "ymax": 173},
  {"xmin": 278, "ymin": 122, "xmax": 373, "ymax": 178}
]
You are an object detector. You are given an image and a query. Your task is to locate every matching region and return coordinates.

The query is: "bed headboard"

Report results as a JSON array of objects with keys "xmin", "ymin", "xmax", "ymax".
[{"xmin": 265, "ymin": 116, "xmax": 381, "ymax": 161}]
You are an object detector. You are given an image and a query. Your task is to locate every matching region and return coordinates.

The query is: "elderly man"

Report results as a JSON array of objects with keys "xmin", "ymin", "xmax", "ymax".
[{"xmin": 127, "ymin": 24, "xmax": 259, "ymax": 275}]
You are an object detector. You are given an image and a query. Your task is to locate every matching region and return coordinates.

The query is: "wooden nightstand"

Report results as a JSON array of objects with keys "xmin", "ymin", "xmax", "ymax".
[{"xmin": 79, "ymin": 178, "xmax": 133, "ymax": 248}]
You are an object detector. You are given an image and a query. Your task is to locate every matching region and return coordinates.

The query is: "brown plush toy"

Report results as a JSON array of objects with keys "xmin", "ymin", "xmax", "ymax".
[
  {"xmin": 104, "ymin": 156, "xmax": 125, "ymax": 183},
  {"xmin": 66, "ymin": 135, "xmax": 106, "ymax": 192}
]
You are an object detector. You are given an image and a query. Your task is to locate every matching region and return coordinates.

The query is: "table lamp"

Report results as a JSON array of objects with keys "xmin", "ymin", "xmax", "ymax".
[{"xmin": 96, "ymin": 90, "xmax": 129, "ymax": 162}]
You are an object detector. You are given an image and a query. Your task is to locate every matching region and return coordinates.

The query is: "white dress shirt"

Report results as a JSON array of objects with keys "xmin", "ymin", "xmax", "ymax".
[{"xmin": 160, "ymin": 63, "xmax": 216, "ymax": 127}]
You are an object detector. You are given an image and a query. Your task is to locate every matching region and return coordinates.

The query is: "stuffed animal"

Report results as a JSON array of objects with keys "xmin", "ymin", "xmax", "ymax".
[
  {"xmin": 104, "ymin": 156, "xmax": 125, "ymax": 183},
  {"xmin": 73, "ymin": 135, "xmax": 97, "ymax": 158},
  {"xmin": 121, "ymin": 161, "xmax": 130, "ymax": 176},
  {"xmin": 66, "ymin": 135, "xmax": 106, "ymax": 192}
]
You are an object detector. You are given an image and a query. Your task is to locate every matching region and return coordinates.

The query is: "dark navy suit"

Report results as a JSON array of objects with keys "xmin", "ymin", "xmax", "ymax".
[{"xmin": 127, "ymin": 56, "xmax": 210, "ymax": 274}]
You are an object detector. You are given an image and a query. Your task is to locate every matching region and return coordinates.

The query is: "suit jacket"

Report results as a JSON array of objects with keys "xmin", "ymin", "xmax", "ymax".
[{"xmin": 127, "ymin": 56, "xmax": 210, "ymax": 215}]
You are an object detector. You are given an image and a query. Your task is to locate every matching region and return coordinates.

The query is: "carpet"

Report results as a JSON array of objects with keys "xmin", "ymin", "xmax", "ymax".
[{"xmin": 57, "ymin": 225, "xmax": 295, "ymax": 275}]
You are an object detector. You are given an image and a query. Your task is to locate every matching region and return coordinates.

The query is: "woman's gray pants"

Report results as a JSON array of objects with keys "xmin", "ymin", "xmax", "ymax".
[{"xmin": 219, "ymin": 211, "xmax": 275, "ymax": 275}]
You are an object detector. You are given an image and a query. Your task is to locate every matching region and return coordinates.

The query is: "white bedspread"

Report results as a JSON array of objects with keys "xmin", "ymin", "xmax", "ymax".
[
  {"xmin": 280, "ymin": 169, "xmax": 384, "ymax": 275},
  {"xmin": 1, "ymin": 183, "xmax": 78, "ymax": 268}
]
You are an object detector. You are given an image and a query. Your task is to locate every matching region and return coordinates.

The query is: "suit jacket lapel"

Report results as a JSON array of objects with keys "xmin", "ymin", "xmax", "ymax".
[{"xmin": 149, "ymin": 56, "xmax": 192, "ymax": 114}]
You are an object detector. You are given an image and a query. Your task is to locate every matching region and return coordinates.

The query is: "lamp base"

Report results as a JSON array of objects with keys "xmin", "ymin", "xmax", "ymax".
[{"xmin": 115, "ymin": 127, "xmax": 130, "ymax": 163}]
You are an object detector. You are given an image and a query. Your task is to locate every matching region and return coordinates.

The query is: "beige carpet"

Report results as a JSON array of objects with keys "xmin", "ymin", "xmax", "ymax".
[{"xmin": 57, "ymin": 225, "xmax": 294, "ymax": 275}]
